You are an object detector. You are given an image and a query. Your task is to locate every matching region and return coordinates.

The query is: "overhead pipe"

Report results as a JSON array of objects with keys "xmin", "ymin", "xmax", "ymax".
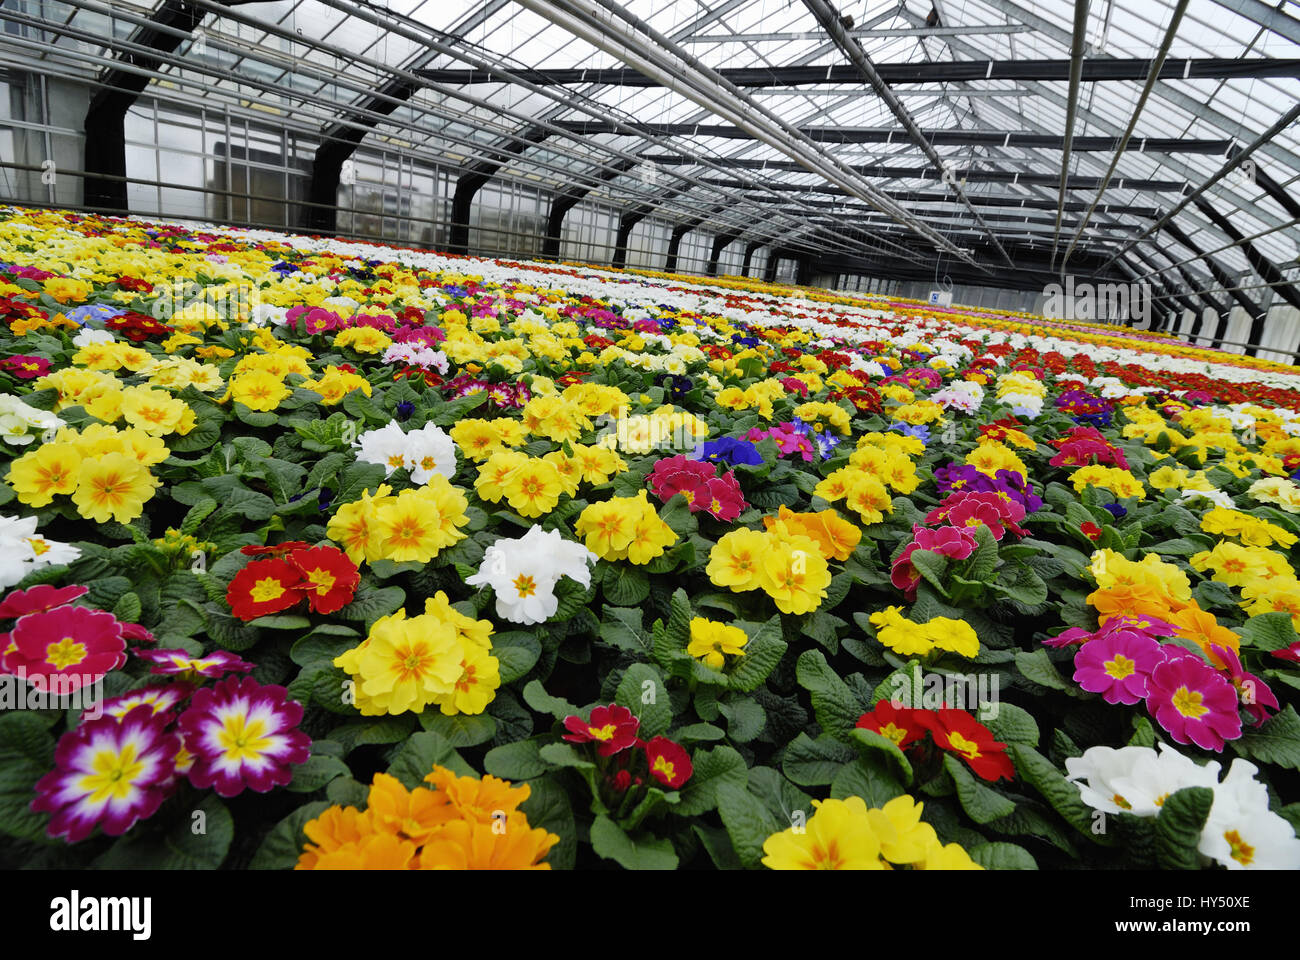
[
  {"xmin": 1059, "ymin": 0, "xmax": 1188, "ymax": 273},
  {"xmin": 516, "ymin": 0, "xmax": 983, "ymax": 267},
  {"xmin": 802, "ymin": 0, "xmax": 1014, "ymax": 269},
  {"xmin": 1050, "ymin": 0, "xmax": 1092, "ymax": 267}
]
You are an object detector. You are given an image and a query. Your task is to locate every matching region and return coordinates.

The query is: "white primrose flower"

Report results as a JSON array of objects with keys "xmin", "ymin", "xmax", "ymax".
[
  {"xmin": 1069, "ymin": 744, "xmax": 1300, "ymax": 869},
  {"xmin": 25, "ymin": 534, "xmax": 81, "ymax": 569},
  {"xmin": 999, "ymin": 392, "xmax": 1044, "ymax": 418},
  {"xmin": 0, "ymin": 413, "xmax": 34, "ymax": 446},
  {"xmin": 403, "ymin": 423, "xmax": 457, "ymax": 485},
  {"xmin": 1199, "ymin": 806, "xmax": 1300, "ymax": 870},
  {"xmin": 1066, "ymin": 744, "xmax": 1221, "ymax": 817},
  {"xmin": 0, "ymin": 514, "xmax": 79, "ymax": 589},
  {"xmin": 72, "ymin": 327, "xmax": 115, "ymax": 347},
  {"xmin": 354, "ymin": 421, "xmax": 411, "ymax": 475},
  {"xmin": 1196, "ymin": 758, "xmax": 1300, "ymax": 869},
  {"xmin": 1179, "ymin": 488, "xmax": 1235, "ymax": 510},
  {"xmin": 465, "ymin": 526, "xmax": 597, "ymax": 625}
]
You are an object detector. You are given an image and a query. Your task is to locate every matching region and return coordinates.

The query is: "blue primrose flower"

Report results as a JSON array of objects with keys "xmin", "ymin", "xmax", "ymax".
[
  {"xmin": 700, "ymin": 436, "xmax": 765, "ymax": 467},
  {"xmin": 1102, "ymin": 502, "xmax": 1127, "ymax": 519},
  {"xmin": 888, "ymin": 422, "xmax": 930, "ymax": 444},
  {"xmin": 395, "ymin": 401, "xmax": 416, "ymax": 421},
  {"xmin": 65, "ymin": 304, "xmax": 125, "ymax": 327},
  {"xmin": 814, "ymin": 431, "xmax": 841, "ymax": 460}
]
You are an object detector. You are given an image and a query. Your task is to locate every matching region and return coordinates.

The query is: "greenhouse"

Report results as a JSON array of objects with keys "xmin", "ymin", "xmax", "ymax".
[{"xmin": 0, "ymin": 0, "xmax": 1299, "ymax": 881}]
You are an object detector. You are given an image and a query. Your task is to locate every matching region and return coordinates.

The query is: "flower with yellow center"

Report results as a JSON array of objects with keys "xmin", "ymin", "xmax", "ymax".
[
  {"xmin": 70, "ymin": 451, "xmax": 157, "ymax": 523},
  {"xmin": 574, "ymin": 498, "xmax": 636, "ymax": 560},
  {"xmin": 6, "ymin": 442, "xmax": 82, "ymax": 507},
  {"xmin": 229, "ymin": 370, "xmax": 289, "ymax": 412},
  {"xmin": 375, "ymin": 493, "xmax": 446, "ymax": 564},
  {"xmin": 326, "ymin": 484, "xmax": 391, "ymax": 565},
  {"xmin": 762, "ymin": 796, "xmax": 886, "ymax": 870},
  {"xmin": 501, "ymin": 458, "xmax": 564, "ymax": 518},
  {"xmin": 120, "ymin": 385, "xmax": 188, "ymax": 436},
  {"xmin": 759, "ymin": 534, "xmax": 831, "ymax": 615},
  {"xmin": 335, "ymin": 610, "xmax": 463, "ymax": 715},
  {"xmin": 706, "ymin": 528, "xmax": 770, "ymax": 592},
  {"xmin": 474, "ymin": 450, "xmax": 529, "ymax": 503},
  {"xmin": 625, "ymin": 498, "xmax": 678, "ymax": 565},
  {"xmin": 686, "ymin": 617, "xmax": 749, "ymax": 671},
  {"xmin": 432, "ymin": 636, "xmax": 500, "ymax": 716}
]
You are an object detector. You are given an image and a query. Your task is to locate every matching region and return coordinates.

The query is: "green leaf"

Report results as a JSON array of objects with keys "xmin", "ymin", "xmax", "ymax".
[
  {"xmin": 693, "ymin": 823, "xmax": 745, "ymax": 870},
  {"xmin": 944, "ymin": 754, "xmax": 1016, "ymax": 824},
  {"xmin": 250, "ymin": 801, "xmax": 331, "ymax": 870},
  {"xmin": 849, "ymin": 727, "xmax": 913, "ymax": 784},
  {"xmin": 672, "ymin": 722, "xmax": 727, "ymax": 743},
  {"xmin": 984, "ymin": 702, "xmax": 1040, "ymax": 747},
  {"xmin": 589, "ymin": 814, "xmax": 678, "ymax": 869},
  {"xmin": 520, "ymin": 776, "xmax": 576, "ymax": 870},
  {"xmin": 110, "ymin": 591, "xmax": 142, "ymax": 625},
  {"xmin": 783, "ymin": 732, "xmax": 856, "ymax": 786},
  {"xmin": 93, "ymin": 795, "xmax": 233, "ymax": 869},
  {"xmin": 484, "ymin": 738, "xmax": 548, "ymax": 781},
  {"xmin": 599, "ymin": 606, "xmax": 652, "ymax": 654},
  {"xmin": 521, "ymin": 680, "xmax": 579, "ymax": 722},
  {"xmin": 1236, "ymin": 612, "xmax": 1300, "ymax": 652},
  {"xmin": 248, "ymin": 614, "xmax": 312, "ymax": 630},
  {"xmin": 0, "ymin": 712, "xmax": 55, "ymax": 841},
  {"xmin": 429, "ymin": 390, "xmax": 489, "ymax": 427},
  {"xmin": 968, "ymin": 842, "xmax": 1038, "ymax": 870},
  {"xmin": 333, "ymin": 461, "xmax": 387, "ymax": 506},
  {"xmin": 615, "ymin": 663, "xmax": 672, "ymax": 738},
  {"xmin": 216, "ymin": 483, "xmax": 276, "ymax": 522},
  {"xmin": 910, "ymin": 548, "xmax": 949, "ymax": 596},
  {"xmin": 234, "ymin": 402, "xmax": 278, "ymax": 428},
  {"xmin": 716, "ymin": 782, "xmax": 780, "ymax": 870},
  {"xmin": 674, "ymin": 745, "xmax": 748, "ymax": 817},
  {"xmin": 286, "ymin": 752, "xmax": 350, "ymax": 793},
  {"xmin": 726, "ymin": 615, "xmax": 787, "ymax": 692},
  {"xmin": 658, "ymin": 492, "xmax": 698, "ymax": 538},
  {"xmin": 830, "ymin": 754, "xmax": 903, "ymax": 807},
  {"xmin": 1010, "ymin": 744, "xmax": 1114, "ymax": 846},
  {"xmin": 1230, "ymin": 704, "xmax": 1300, "ymax": 771},
  {"xmin": 718, "ymin": 697, "xmax": 766, "ymax": 743},
  {"xmin": 386, "ymin": 731, "xmax": 473, "ymax": 788},
  {"xmin": 339, "ymin": 583, "xmax": 405, "ymax": 622},
  {"xmin": 603, "ymin": 562, "xmax": 650, "ymax": 606},
  {"xmin": 1015, "ymin": 648, "xmax": 1081, "ymax": 696},
  {"xmin": 537, "ymin": 742, "xmax": 596, "ymax": 772},
  {"xmin": 796, "ymin": 649, "xmax": 864, "ymax": 742},
  {"xmin": 203, "ymin": 604, "xmax": 260, "ymax": 651},
  {"xmin": 1155, "ymin": 786, "xmax": 1214, "ymax": 870},
  {"xmin": 492, "ymin": 631, "xmax": 542, "ymax": 685},
  {"xmin": 417, "ymin": 712, "xmax": 498, "ymax": 747}
]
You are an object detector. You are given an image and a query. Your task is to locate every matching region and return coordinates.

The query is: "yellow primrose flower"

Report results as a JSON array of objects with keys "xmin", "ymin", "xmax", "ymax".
[{"xmin": 686, "ymin": 617, "xmax": 748, "ymax": 670}]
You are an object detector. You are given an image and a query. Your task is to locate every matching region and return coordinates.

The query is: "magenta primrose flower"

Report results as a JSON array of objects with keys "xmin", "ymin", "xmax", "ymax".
[
  {"xmin": 1211, "ymin": 643, "xmax": 1279, "ymax": 727},
  {"xmin": 177, "ymin": 676, "xmax": 310, "ymax": 797},
  {"xmin": 1145, "ymin": 651, "xmax": 1243, "ymax": 752},
  {"xmin": 100, "ymin": 683, "xmax": 194, "ymax": 720},
  {"xmin": 1072, "ymin": 629, "xmax": 1165, "ymax": 704},
  {"xmin": 135, "ymin": 648, "xmax": 255, "ymax": 679},
  {"xmin": 913, "ymin": 524, "xmax": 978, "ymax": 560},
  {"xmin": 32, "ymin": 705, "xmax": 180, "ymax": 843}
]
